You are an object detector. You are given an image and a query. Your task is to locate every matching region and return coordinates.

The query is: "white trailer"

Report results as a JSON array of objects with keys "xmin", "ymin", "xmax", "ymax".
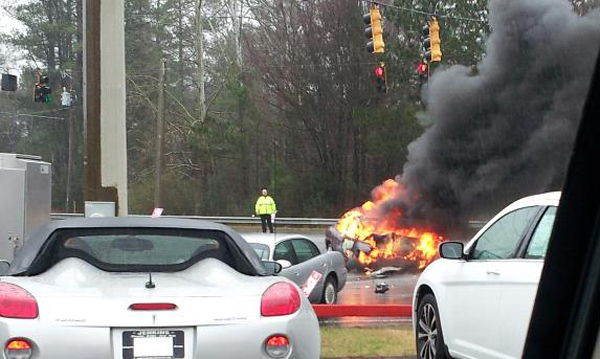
[{"xmin": 0, "ymin": 154, "xmax": 51, "ymax": 261}]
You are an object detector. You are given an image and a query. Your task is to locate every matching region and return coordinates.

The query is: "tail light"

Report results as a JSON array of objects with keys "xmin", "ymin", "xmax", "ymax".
[
  {"xmin": 261, "ymin": 282, "xmax": 301, "ymax": 317},
  {"xmin": 129, "ymin": 303, "xmax": 177, "ymax": 311},
  {"xmin": 5, "ymin": 339, "xmax": 33, "ymax": 359},
  {"xmin": 0, "ymin": 283, "xmax": 38, "ymax": 319},
  {"xmin": 265, "ymin": 335, "xmax": 290, "ymax": 358}
]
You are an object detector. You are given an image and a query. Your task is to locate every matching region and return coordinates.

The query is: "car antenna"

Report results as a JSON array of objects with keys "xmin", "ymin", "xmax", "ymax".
[{"xmin": 145, "ymin": 272, "xmax": 156, "ymax": 289}]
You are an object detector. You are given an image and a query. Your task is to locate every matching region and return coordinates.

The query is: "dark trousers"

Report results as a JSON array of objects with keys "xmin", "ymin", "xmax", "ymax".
[{"xmin": 260, "ymin": 214, "xmax": 273, "ymax": 233}]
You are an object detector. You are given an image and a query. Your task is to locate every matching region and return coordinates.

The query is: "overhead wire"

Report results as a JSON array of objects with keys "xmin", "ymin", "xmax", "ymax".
[
  {"xmin": 0, "ymin": 111, "xmax": 66, "ymax": 120},
  {"xmin": 360, "ymin": 0, "xmax": 488, "ymax": 23},
  {"xmin": 0, "ymin": 106, "xmax": 81, "ymax": 121}
]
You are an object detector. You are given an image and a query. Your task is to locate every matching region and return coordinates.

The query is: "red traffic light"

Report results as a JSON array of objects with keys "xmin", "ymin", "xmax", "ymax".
[
  {"xmin": 418, "ymin": 62, "xmax": 428, "ymax": 75},
  {"xmin": 374, "ymin": 66, "xmax": 384, "ymax": 78}
]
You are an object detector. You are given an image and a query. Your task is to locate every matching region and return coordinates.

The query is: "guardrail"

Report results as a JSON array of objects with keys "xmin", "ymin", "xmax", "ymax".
[
  {"xmin": 312, "ymin": 304, "xmax": 412, "ymax": 318},
  {"xmin": 51, "ymin": 213, "xmax": 486, "ymax": 229},
  {"xmin": 50, "ymin": 213, "xmax": 338, "ymax": 226}
]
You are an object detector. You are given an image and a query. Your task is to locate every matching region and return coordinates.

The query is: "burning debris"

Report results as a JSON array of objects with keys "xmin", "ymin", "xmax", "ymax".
[
  {"xmin": 374, "ymin": 282, "xmax": 390, "ymax": 294},
  {"xmin": 370, "ymin": 266, "xmax": 403, "ymax": 279},
  {"xmin": 329, "ymin": 179, "xmax": 443, "ymax": 270}
]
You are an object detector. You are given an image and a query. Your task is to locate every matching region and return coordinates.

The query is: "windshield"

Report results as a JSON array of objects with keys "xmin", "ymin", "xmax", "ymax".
[{"xmin": 249, "ymin": 243, "xmax": 270, "ymax": 261}]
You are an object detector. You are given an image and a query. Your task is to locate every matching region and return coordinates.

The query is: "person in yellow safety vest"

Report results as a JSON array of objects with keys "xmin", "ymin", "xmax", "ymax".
[{"xmin": 254, "ymin": 187, "xmax": 277, "ymax": 233}]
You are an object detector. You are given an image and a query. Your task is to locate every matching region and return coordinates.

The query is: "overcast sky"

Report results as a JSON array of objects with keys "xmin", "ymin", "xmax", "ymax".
[
  {"xmin": 0, "ymin": 0, "xmax": 26, "ymax": 35},
  {"xmin": 1, "ymin": 1, "xmax": 29, "ymax": 73}
]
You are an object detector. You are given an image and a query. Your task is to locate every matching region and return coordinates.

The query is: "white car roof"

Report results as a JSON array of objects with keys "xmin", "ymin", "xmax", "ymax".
[
  {"xmin": 505, "ymin": 191, "xmax": 561, "ymax": 209},
  {"xmin": 466, "ymin": 191, "xmax": 561, "ymax": 250}
]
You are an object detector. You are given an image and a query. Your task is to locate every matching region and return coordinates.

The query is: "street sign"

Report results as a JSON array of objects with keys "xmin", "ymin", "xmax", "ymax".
[{"xmin": 151, "ymin": 208, "xmax": 164, "ymax": 218}]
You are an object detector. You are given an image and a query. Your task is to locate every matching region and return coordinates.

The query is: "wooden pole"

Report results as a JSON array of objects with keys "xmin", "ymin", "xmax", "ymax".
[{"xmin": 83, "ymin": 0, "xmax": 102, "ymax": 204}]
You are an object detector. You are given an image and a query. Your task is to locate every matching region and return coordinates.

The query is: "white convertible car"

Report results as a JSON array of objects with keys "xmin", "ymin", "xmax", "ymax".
[
  {"xmin": 413, "ymin": 191, "xmax": 559, "ymax": 359},
  {"xmin": 0, "ymin": 218, "xmax": 320, "ymax": 359}
]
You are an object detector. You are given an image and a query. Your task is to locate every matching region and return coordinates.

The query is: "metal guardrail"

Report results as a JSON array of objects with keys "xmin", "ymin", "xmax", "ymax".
[
  {"xmin": 50, "ymin": 213, "xmax": 338, "ymax": 226},
  {"xmin": 51, "ymin": 213, "xmax": 487, "ymax": 229}
]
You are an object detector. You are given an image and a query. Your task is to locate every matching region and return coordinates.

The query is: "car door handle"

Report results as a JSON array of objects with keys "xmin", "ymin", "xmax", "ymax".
[
  {"xmin": 486, "ymin": 270, "xmax": 501, "ymax": 275},
  {"xmin": 321, "ymin": 263, "xmax": 327, "ymax": 267},
  {"xmin": 294, "ymin": 272, "xmax": 300, "ymax": 276}
]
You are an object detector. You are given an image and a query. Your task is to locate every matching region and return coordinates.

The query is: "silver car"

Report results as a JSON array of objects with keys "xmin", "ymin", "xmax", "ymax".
[
  {"xmin": 242, "ymin": 233, "xmax": 347, "ymax": 304},
  {"xmin": 0, "ymin": 218, "xmax": 320, "ymax": 359}
]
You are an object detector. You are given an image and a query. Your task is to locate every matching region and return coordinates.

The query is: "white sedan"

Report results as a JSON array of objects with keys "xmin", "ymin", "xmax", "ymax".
[
  {"xmin": 0, "ymin": 217, "xmax": 320, "ymax": 359},
  {"xmin": 413, "ymin": 191, "xmax": 559, "ymax": 359}
]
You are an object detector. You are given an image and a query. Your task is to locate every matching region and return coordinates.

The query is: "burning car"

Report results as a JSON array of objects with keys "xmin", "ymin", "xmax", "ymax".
[{"xmin": 326, "ymin": 179, "xmax": 443, "ymax": 271}]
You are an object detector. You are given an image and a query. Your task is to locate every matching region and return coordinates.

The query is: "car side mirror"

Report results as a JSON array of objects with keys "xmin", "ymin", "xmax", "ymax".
[
  {"xmin": 276, "ymin": 259, "xmax": 292, "ymax": 269},
  {"xmin": 0, "ymin": 260, "xmax": 11, "ymax": 275},
  {"xmin": 262, "ymin": 261, "xmax": 283, "ymax": 275},
  {"xmin": 439, "ymin": 242, "xmax": 464, "ymax": 260}
]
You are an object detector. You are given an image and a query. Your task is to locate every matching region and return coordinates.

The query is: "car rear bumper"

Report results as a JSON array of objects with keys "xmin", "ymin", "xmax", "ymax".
[{"xmin": 0, "ymin": 304, "xmax": 320, "ymax": 359}]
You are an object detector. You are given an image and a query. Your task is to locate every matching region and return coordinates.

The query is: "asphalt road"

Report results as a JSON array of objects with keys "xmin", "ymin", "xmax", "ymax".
[{"xmin": 337, "ymin": 271, "xmax": 419, "ymax": 305}]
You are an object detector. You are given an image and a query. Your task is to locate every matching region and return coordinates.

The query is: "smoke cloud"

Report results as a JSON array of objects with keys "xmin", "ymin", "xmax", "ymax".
[{"xmin": 396, "ymin": 0, "xmax": 600, "ymax": 231}]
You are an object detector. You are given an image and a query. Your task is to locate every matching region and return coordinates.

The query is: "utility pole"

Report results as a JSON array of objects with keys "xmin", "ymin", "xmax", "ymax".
[
  {"xmin": 66, "ymin": 105, "xmax": 74, "ymax": 212},
  {"xmin": 83, "ymin": 0, "xmax": 102, "ymax": 206},
  {"xmin": 154, "ymin": 60, "xmax": 167, "ymax": 208},
  {"xmin": 83, "ymin": 0, "xmax": 129, "ymax": 215}
]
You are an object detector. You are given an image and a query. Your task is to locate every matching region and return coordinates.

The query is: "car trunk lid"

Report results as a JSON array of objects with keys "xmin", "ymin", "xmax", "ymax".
[{"xmin": 4, "ymin": 258, "xmax": 276, "ymax": 327}]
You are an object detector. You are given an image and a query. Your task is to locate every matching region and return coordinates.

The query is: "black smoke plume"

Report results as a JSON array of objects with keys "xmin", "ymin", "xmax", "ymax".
[{"xmin": 398, "ymin": 0, "xmax": 600, "ymax": 233}]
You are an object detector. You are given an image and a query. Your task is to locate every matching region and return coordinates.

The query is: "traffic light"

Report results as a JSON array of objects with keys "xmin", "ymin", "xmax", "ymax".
[
  {"xmin": 417, "ymin": 62, "xmax": 428, "ymax": 80},
  {"xmin": 364, "ymin": 4, "xmax": 384, "ymax": 54},
  {"xmin": 374, "ymin": 62, "xmax": 387, "ymax": 93},
  {"xmin": 429, "ymin": 17, "xmax": 442, "ymax": 62},
  {"xmin": 422, "ymin": 16, "xmax": 442, "ymax": 63},
  {"xmin": 1, "ymin": 74, "xmax": 17, "ymax": 92},
  {"xmin": 34, "ymin": 76, "xmax": 51, "ymax": 103}
]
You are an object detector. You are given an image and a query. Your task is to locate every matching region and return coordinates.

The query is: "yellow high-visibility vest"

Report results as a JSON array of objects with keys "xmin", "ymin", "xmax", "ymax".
[{"xmin": 255, "ymin": 196, "xmax": 277, "ymax": 215}]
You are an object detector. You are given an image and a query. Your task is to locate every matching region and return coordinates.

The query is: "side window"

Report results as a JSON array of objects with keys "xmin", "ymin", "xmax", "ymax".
[
  {"xmin": 525, "ymin": 206, "xmax": 557, "ymax": 259},
  {"xmin": 292, "ymin": 239, "xmax": 320, "ymax": 263},
  {"xmin": 471, "ymin": 206, "xmax": 539, "ymax": 260},
  {"xmin": 273, "ymin": 241, "xmax": 298, "ymax": 265}
]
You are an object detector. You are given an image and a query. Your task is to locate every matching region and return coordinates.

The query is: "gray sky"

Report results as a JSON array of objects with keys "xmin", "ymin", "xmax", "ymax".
[
  {"xmin": 1, "ymin": 0, "xmax": 29, "ymax": 74},
  {"xmin": 0, "ymin": 0, "xmax": 26, "ymax": 35}
]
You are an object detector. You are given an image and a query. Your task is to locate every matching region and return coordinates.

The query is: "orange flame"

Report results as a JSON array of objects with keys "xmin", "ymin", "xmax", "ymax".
[{"xmin": 336, "ymin": 179, "xmax": 443, "ymax": 270}]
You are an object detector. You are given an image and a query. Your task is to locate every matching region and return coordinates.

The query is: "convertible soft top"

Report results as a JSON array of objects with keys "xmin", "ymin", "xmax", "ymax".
[{"xmin": 8, "ymin": 217, "xmax": 267, "ymax": 276}]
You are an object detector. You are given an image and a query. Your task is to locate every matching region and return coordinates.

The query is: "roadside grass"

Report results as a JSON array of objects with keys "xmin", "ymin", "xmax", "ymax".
[{"xmin": 320, "ymin": 324, "xmax": 416, "ymax": 358}]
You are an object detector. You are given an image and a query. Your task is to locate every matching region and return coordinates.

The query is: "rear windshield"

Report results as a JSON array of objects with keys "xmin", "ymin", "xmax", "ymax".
[
  {"xmin": 27, "ymin": 227, "xmax": 257, "ymax": 274},
  {"xmin": 249, "ymin": 243, "xmax": 270, "ymax": 260}
]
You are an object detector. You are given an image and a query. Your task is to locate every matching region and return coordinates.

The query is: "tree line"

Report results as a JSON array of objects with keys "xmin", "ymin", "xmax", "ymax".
[{"xmin": 6, "ymin": 0, "xmax": 570, "ymax": 218}]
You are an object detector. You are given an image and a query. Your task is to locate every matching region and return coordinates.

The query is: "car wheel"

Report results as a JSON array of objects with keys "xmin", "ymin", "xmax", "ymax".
[
  {"xmin": 321, "ymin": 276, "xmax": 337, "ymax": 304},
  {"xmin": 416, "ymin": 293, "xmax": 448, "ymax": 359}
]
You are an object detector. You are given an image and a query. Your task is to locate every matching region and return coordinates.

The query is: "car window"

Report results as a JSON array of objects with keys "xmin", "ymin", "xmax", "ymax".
[
  {"xmin": 273, "ymin": 241, "xmax": 298, "ymax": 265},
  {"xmin": 63, "ymin": 234, "xmax": 219, "ymax": 265},
  {"xmin": 249, "ymin": 243, "xmax": 270, "ymax": 261},
  {"xmin": 291, "ymin": 239, "xmax": 320, "ymax": 263},
  {"xmin": 471, "ymin": 206, "xmax": 539, "ymax": 260},
  {"xmin": 40, "ymin": 228, "xmax": 245, "ymax": 273},
  {"xmin": 525, "ymin": 206, "xmax": 557, "ymax": 259}
]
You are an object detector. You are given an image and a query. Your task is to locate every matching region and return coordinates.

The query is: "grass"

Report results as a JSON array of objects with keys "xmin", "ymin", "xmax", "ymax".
[{"xmin": 320, "ymin": 324, "xmax": 416, "ymax": 358}]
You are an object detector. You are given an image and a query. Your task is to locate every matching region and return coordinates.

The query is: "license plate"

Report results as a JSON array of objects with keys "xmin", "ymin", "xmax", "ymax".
[{"xmin": 122, "ymin": 330, "xmax": 184, "ymax": 359}]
